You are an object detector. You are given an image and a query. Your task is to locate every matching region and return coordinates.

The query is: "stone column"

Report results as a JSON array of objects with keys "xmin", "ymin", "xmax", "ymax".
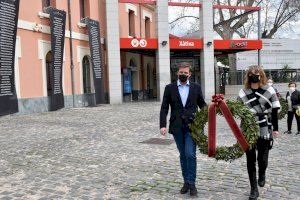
[
  {"xmin": 156, "ymin": 0, "xmax": 170, "ymax": 101},
  {"xmin": 200, "ymin": 0, "xmax": 215, "ymax": 100},
  {"xmin": 105, "ymin": 0, "xmax": 122, "ymax": 104}
]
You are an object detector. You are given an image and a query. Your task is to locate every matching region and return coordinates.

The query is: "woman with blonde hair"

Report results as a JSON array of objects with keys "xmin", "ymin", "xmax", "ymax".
[{"xmin": 238, "ymin": 66, "xmax": 281, "ymax": 200}]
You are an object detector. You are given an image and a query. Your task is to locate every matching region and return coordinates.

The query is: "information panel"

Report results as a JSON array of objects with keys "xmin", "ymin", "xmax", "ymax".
[
  {"xmin": 46, "ymin": 7, "xmax": 66, "ymax": 111},
  {"xmin": 0, "ymin": 0, "xmax": 20, "ymax": 116}
]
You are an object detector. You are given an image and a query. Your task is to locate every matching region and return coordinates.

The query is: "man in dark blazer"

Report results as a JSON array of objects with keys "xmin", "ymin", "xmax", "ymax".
[{"xmin": 160, "ymin": 62, "xmax": 206, "ymax": 196}]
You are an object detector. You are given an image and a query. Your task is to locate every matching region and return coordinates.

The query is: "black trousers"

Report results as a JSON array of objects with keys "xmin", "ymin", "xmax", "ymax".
[
  {"xmin": 287, "ymin": 111, "xmax": 300, "ymax": 131},
  {"xmin": 246, "ymin": 138, "xmax": 270, "ymax": 188}
]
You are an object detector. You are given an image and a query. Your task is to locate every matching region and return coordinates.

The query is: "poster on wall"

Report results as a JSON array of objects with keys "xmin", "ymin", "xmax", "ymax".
[
  {"xmin": 46, "ymin": 7, "xmax": 66, "ymax": 111},
  {"xmin": 123, "ymin": 68, "xmax": 132, "ymax": 94},
  {"xmin": 83, "ymin": 18, "xmax": 105, "ymax": 104},
  {"xmin": 0, "ymin": 0, "xmax": 20, "ymax": 116}
]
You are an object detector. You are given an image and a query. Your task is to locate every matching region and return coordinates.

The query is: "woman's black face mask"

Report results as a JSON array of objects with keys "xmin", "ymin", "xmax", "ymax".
[{"xmin": 248, "ymin": 74, "xmax": 260, "ymax": 83}]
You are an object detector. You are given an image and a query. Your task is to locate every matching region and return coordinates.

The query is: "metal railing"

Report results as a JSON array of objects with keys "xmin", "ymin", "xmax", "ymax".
[{"xmin": 224, "ymin": 69, "xmax": 300, "ymax": 85}]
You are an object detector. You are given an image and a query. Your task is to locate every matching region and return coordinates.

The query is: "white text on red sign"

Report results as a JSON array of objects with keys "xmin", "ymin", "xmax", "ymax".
[{"xmin": 179, "ymin": 41, "xmax": 195, "ymax": 47}]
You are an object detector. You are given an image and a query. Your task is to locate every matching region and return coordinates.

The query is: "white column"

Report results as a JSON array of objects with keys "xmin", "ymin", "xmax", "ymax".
[
  {"xmin": 105, "ymin": 0, "xmax": 122, "ymax": 104},
  {"xmin": 156, "ymin": 0, "xmax": 170, "ymax": 101},
  {"xmin": 200, "ymin": 0, "xmax": 215, "ymax": 100}
]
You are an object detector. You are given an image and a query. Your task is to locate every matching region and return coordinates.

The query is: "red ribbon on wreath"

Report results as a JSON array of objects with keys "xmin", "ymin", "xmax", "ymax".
[{"xmin": 208, "ymin": 94, "xmax": 250, "ymax": 157}]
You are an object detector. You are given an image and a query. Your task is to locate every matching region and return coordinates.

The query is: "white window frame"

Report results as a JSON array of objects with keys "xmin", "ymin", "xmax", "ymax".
[
  {"xmin": 15, "ymin": 36, "xmax": 22, "ymax": 98},
  {"xmin": 142, "ymin": 10, "xmax": 152, "ymax": 22},
  {"xmin": 125, "ymin": 3, "xmax": 137, "ymax": 15}
]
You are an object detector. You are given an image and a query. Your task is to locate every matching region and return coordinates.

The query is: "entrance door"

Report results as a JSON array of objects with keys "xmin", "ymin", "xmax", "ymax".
[{"xmin": 146, "ymin": 64, "xmax": 152, "ymax": 98}]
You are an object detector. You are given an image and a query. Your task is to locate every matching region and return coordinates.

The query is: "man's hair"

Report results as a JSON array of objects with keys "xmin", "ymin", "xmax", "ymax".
[
  {"xmin": 177, "ymin": 62, "xmax": 192, "ymax": 72},
  {"xmin": 288, "ymin": 81, "xmax": 297, "ymax": 87},
  {"xmin": 244, "ymin": 65, "xmax": 267, "ymax": 89}
]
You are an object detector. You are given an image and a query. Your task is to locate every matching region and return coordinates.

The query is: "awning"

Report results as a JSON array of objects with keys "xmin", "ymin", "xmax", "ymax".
[{"xmin": 119, "ymin": 37, "xmax": 262, "ymax": 54}]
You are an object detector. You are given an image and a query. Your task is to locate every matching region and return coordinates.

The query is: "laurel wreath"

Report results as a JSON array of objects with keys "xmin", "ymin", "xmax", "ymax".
[{"xmin": 189, "ymin": 100, "xmax": 259, "ymax": 162}]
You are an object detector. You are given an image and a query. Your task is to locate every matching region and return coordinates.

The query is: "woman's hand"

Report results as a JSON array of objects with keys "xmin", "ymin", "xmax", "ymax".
[
  {"xmin": 160, "ymin": 128, "xmax": 167, "ymax": 136},
  {"xmin": 273, "ymin": 131, "xmax": 280, "ymax": 138}
]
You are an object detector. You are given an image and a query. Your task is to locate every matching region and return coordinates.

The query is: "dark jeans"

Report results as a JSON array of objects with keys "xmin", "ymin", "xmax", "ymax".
[
  {"xmin": 246, "ymin": 138, "xmax": 270, "ymax": 187},
  {"xmin": 173, "ymin": 124, "xmax": 197, "ymax": 184},
  {"xmin": 287, "ymin": 111, "xmax": 300, "ymax": 131}
]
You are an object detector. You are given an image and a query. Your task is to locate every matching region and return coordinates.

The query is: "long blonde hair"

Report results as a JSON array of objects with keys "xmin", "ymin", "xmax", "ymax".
[{"xmin": 244, "ymin": 65, "xmax": 267, "ymax": 89}]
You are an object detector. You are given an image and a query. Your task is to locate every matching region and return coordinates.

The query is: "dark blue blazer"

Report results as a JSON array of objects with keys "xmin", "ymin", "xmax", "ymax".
[{"xmin": 160, "ymin": 81, "xmax": 206, "ymax": 134}]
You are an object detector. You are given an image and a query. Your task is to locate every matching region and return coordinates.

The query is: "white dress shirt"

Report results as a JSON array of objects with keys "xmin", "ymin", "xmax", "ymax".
[{"xmin": 177, "ymin": 80, "xmax": 190, "ymax": 107}]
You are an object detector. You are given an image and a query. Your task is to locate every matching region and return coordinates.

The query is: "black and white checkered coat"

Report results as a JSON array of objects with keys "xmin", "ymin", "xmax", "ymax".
[{"xmin": 238, "ymin": 85, "xmax": 281, "ymax": 139}]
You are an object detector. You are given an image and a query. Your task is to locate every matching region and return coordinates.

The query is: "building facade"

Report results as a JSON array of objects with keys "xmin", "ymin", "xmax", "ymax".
[
  {"xmin": 1, "ymin": 0, "xmax": 262, "ymax": 115},
  {"xmin": 15, "ymin": 0, "xmax": 108, "ymax": 113}
]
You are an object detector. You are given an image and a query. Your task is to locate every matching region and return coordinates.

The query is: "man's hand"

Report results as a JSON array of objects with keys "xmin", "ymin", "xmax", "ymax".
[
  {"xmin": 160, "ymin": 128, "xmax": 167, "ymax": 136},
  {"xmin": 273, "ymin": 131, "xmax": 279, "ymax": 138}
]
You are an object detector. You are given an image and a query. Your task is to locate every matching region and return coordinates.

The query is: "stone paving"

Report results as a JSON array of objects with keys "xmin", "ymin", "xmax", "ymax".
[{"xmin": 0, "ymin": 102, "xmax": 299, "ymax": 200}]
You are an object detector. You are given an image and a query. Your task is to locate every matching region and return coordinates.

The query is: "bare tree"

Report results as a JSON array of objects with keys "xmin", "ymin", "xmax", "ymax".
[
  {"xmin": 261, "ymin": 0, "xmax": 300, "ymax": 38},
  {"xmin": 170, "ymin": 0, "xmax": 300, "ymax": 39},
  {"xmin": 169, "ymin": 0, "xmax": 262, "ymax": 39}
]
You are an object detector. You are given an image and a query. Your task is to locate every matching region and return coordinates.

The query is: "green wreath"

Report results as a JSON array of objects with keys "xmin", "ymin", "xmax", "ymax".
[
  {"xmin": 189, "ymin": 100, "xmax": 259, "ymax": 162},
  {"xmin": 278, "ymin": 97, "xmax": 288, "ymax": 120}
]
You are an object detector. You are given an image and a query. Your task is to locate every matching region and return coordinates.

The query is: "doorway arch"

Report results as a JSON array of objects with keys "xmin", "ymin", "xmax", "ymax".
[
  {"xmin": 82, "ymin": 55, "xmax": 92, "ymax": 94},
  {"xmin": 45, "ymin": 51, "xmax": 52, "ymax": 96}
]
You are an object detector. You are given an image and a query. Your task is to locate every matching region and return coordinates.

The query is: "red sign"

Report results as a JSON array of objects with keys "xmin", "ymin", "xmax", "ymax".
[
  {"xmin": 119, "ymin": 0, "xmax": 156, "ymax": 4},
  {"xmin": 170, "ymin": 39, "xmax": 203, "ymax": 49},
  {"xmin": 120, "ymin": 38, "xmax": 158, "ymax": 49},
  {"xmin": 214, "ymin": 40, "xmax": 262, "ymax": 50}
]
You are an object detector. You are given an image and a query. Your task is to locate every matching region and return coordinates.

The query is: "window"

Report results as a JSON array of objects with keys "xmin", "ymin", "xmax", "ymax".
[
  {"xmin": 79, "ymin": 0, "xmax": 90, "ymax": 19},
  {"xmin": 79, "ymin": 0, "xmax": 85, "ymax": 19},
  {"xmin": 46, "ymin": 51, "xmax": 53, "ymax": 96},
  {"xmin": 128, "ymin": 10, "xmax": 135, "ymax": 37},
  {"xmin": 83, "ymin": 56, "xmax": 92, "ymax": 94},
  {"xmin": 129, "ymin": 59, "xmax": 136, "ymax": 69},
  {"xmin": 42, "ymin": 0, "xmax": 56, "ymax": 8},
  {"xmin": 145, "ymin": 17, "xmax": 150, "ymax": 38},
  {"xmin": 42, "ymin": 0, "xmax": 50, "ymax": 7}
]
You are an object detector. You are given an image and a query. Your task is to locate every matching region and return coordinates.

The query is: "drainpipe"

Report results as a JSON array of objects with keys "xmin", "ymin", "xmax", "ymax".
[{"xmin": 67, "ymin": 0, "xmax": 75, "ymax": 107}]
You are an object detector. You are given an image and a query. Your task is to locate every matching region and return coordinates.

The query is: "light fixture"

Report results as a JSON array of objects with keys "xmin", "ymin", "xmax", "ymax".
[
  {"xmin": 161, "ymin": 41, "xmax": 168, "ymax": 46},
  {"xmin": 206, "ymin": 41, "xmax": 212, "ymax": 46}
]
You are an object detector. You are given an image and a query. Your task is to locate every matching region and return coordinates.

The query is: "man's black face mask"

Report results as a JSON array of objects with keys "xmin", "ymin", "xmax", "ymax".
[
  {"xmin": 248, "ymin": 74, "xmax": 260, "ymax": 83},
  {"xmin": 179, "ymin": 74, "xmax": 188, "ymax": 82}
]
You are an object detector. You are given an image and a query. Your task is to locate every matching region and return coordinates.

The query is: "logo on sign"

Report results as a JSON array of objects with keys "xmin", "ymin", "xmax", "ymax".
[
  {"xmin": 179, "ymin": 41, "xmax": 195, "ymax": 47},
  {"xmin": 140, "ymin": 39, "xmax": 147, "ymax": 47},
  {"xmin": 131, "ymin": 39, "xmax": 139, "ymax": 47},
  {"xmin": 231, "ymin": 41, "xmax": 248, "ymax": 48},
  {"xmin": 131, "ymin": 39, "xmax": 148, "ymax": 48}
]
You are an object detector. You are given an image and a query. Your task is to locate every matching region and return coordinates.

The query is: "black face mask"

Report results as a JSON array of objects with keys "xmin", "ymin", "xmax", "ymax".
[
  {"xmin": 179, "ymin": 74, "xmax": 188, "ymax": 82},
  {"xmin": 249, "ymin": 74, "xmax": 260, "ymax": 83}
]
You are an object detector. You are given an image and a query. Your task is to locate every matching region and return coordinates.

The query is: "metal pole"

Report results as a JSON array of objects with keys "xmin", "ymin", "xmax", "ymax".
[
  {"xmin": 67, "ymin": 0, "xmax": 75, "ymax": 107},
  {"xmin": 258, "ymin": 9, "xmax": 261, "ymax": 66}
]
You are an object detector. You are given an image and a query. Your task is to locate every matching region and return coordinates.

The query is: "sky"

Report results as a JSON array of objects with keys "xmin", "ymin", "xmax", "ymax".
[{"xmin": 277, "ymin": 21, "xmax": 300, "ymax": 39}]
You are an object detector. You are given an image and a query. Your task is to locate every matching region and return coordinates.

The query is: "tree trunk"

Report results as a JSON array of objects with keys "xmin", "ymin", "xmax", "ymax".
[{"xmin": 228, "ymin": 54, "xmax": 238, "ymax": 85}]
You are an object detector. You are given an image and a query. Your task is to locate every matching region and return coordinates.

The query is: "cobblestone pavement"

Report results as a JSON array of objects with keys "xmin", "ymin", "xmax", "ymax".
[{"xmin": 0, "ymin": 102, "xmax": 299, "ymax": 200}]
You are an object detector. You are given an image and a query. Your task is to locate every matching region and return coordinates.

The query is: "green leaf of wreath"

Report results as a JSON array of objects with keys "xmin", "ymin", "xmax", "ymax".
[
  {"xmin": 189, "ymin": 100, "xmax": 259, "ymax": 162},
  {"xmin": 278, "ymin": 97, "xmax": 288, "ymax": 120}
]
